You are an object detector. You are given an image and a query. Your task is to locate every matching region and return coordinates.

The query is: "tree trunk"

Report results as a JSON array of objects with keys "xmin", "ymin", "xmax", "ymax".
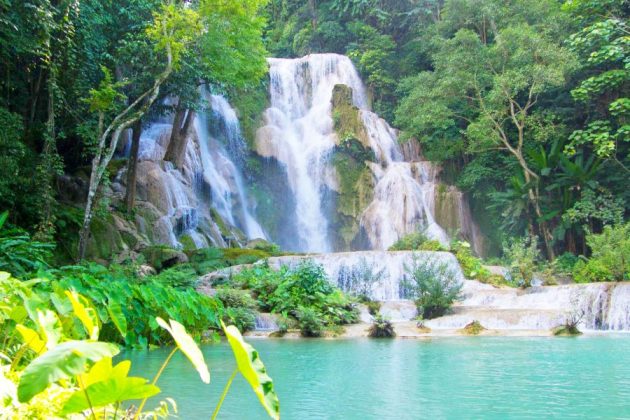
[
  {"xmin": 124, "ymin": 119, "xmax": 142, "ymax": 213},
  {"xmin": 164, "ymin": 108, "xmax": 195, "ymax": 168}
]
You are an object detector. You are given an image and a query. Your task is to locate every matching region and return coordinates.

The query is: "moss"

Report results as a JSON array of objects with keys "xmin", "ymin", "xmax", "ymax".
[
  {"xmin": 141, "ymin": 245, "xmax": 187, "ymax": 271},
  {"xmin": 331, "ymin": 84, "xmax": 370, "ymax": 147},
  {"xmin": 460, "ymin": 320, "xmax": 486, "ymax": 335},
  {"xmin": 106, "ymin": 158, "xmax": 128, "ymax": 181},
  {"xmin": 87, "ymin": 214, "xmax": 125, "ymax": 260},
  {"xmin": 552, "ymin": 325, "xmax": 582, "ymax": 336},
  {"xmin": 179, "ymin": 234, "xmax": 197, "ymax": 253}
]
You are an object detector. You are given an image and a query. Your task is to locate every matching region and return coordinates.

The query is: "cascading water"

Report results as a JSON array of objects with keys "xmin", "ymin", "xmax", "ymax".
[
  {"xmin": 126, "ymin": 92, "xmax": 266, "ymax": 249},
  {"xmin": 257, "ymin": 54, "xmax": 368, "ymax": 252},
  {"xmin": 197, "ymin": 90, "xmax": 266, "ymax": 240},
  {"xmin": 256, "ymin": 53, "xmax": 470, "ymax": 252}
]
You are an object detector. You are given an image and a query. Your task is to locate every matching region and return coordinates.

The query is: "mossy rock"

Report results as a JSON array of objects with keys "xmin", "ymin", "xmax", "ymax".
[
  {"xmin": 86, "ymin": 214, "xmax": 126, "ymax": 260},
  {"xmin": 552, "ymin": 325, "xmax": 582, "ymax": 336},
  {"xmin": 179, "ymin": 234, "xmax": 198, "ymax": 253},
  {"xmin": 460, "ymin": 320, "xmax": 486, "ymax": 335},
  {"xmin": 331, "ymin": 84, "xmax": 370, "ymax": 148},
  {"xmin": 141, "ymin": 245, "xmax": 188, "ymax": 271}
]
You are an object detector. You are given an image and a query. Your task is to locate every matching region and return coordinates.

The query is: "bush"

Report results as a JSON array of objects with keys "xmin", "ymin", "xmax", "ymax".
[
  {"xmin": 229, "ymin": 260, "xmax": 358, "ymax": 330},
  {"xmin": 451, "ymin": 240, "xmax": 492, "ymax": 282},
  {"xmin": 553, "ymin": 252, "xmax": 579, "ymax": 275},
  {"xmin": 39, "ymin": 263, "xmax": 223, "ymax": 347},
  {"xmin": 389, "ymin": 232, "xmax": 447, "ymax": 251},
  {"xmin": 503, "ymin": 236, "xmax": 541, "ymax": 287},
  {"xmin": 368, "ymin": 314, "xmax": 396, "ymax": 338},
  {"xmin": 337, "ymin": 257, "xmax": 386, "ymax": 300},
  {"xmin": 296, "ymin": 306, "xmax": 324, "ymax": 337},
  {"xmin": 460, "ymin": 320, "xmax": 485, "ymax": 335},
  {"xmin": 215, "ymin": 288, "xmax": 257, "ymax": 310},
  {"xmin": 0, "ymin": 211, "xmax": 54, "ymax": 278},
  {"xmin": 572, "ymin": 259, "xmax": 614, "ymax": 283},
  {"xmin": 403, "ymin": 256, "xmax": 462, "ymax": 319},
  {"xmin": 224, "ymin": 307, "xmax": 256, "ymax": 332},
  {"xmin": 143, "ymin": 264, "xmax": 197, "ymax": 288},
  {"xmin": 576, "ymin": 223, "xmax": 629, "ymax": 282}
]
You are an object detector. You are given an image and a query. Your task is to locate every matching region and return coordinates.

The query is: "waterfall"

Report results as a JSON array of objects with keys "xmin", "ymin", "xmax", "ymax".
[
  {"xmin": 128, "ymin": 92, "xmax": 266, "ymax": 249},
  {"xmin": 256, "ymin": 53, "xmax": 475, "ymax": 253},
  {"xmin": 197, "ymin": 90, "xmax": 266, "ymax": 240},
  {"xmin": 257, "ymin": 54, "xmax": 367, "ymax": 252}
]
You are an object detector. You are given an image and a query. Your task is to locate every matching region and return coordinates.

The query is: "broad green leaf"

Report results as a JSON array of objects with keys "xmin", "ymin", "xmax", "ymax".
[
  {"xmin": 78, "ymin": 357, "xmax": 131, "ymax": 388},
  {"xmin": 35, "ymin": 309, "xmax": 62, "ymax": 350},
  {"xmin": 15, "ymin": 324, "xmax": 46, "ymax": 355},
  {"xmin": 65, "ymin": 290, "xmax": 100, "ymax": 340},
  {"xmin": 61, "ymin": 375, "xmax": 160, "ymax": 415},
  {"xmin": 106, "ymin": 299, "xmax": 127, "ymax": 338},
  {"xmin": 156, "ymin": 317, "xmax": 210, "ymax": 383},
  {"xmin": 17, "ymin": 340, "xmax": 119, "ymax": 402},
  {"xmin": 221, "ymin": 321, "xmax": 280, "ymax": 419}
]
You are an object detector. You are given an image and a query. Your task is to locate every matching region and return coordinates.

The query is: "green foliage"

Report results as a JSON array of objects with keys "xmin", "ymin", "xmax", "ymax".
[
  {"xmin": 389, "ymin": 232, "xmax": 447, "ymax": 252},
  {"xmin": 368, "ymin": 314, "xmax": 395, "ymax": 338},
  {"xmin": 229, "ymin": 261, "xmax": 359, "ymax": 332},
  {"xmin": 553, "ymin": 252, "xmax": 580, "ymax": 275},
  {"xmin": 0, "ymin": 212, "xmax": 54, "ymax": 279},
  {"xmin": 460, "ymin": 320, "xmax": 485, "ymax": 335},
  {"xmin": 189, "ymin": 247, "xmax": 278, "ymax": 275},
  {"xmin": 451, "ymin": 240, "xmax": 494, "ymax": 283},
  {"xmin": 573, "ymin": 223, "xmax": 630, "ymax": 282},
  {"xmin": 403, "ymin": 256, "xmax": 462, "ymax": 319},
  {"xmin": 38, "ymin": 263, "xmax": 223, "ymax": 348},
  {"xmin": 295, "ymin": 306, "xmax": 325, "ymax": 337},
  {"xmin": 1, "ymin": 272, "xmax": 278, "ymax": 419},
  {"xmin": 216, "ymin": 288, "xmax": 258, "ymax": 332},
  {"xmin": 503, "ymin": 236, "xmax": 542, "ymax": 288}
]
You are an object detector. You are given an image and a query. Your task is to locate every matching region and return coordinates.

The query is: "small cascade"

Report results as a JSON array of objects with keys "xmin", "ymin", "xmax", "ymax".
[
  {"xmin": 254, "ymin": 313, "xmax": 280, "ymax": 331},
  {"xmin": 266, "ymin": 251, "xmax": 465, "ymax": 301}
]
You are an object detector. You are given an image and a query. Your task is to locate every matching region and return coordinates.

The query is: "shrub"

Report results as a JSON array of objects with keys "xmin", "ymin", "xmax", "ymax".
[
  {"xmin": 143, "ymin": 264, "xmax": 197, "ymax": 288},
  {"xmin": 230, "ymin": 260, "xmax": 358, "ymax": 331},
  {"xmin": 40, "ymin": 263, "xmax": 223, "ymax": 347},
  {"xmin": 368, "ymin": 314, "xmax": 396, "ymax": 338},
  {"xmin": 460, "ymin": 320, "xmax": 485, "ymax": 335},
  {"xmin": 553, "ymin": 252, "xmax": 579, "ymax": 275},
  {"xmin": 224, "ymin": 307, "xmax": 257, "ymax": 332},
  {"xmin": 403, "ymin": 256, "xmax": 462, "ymax": 319},
  {"xmin": 364, "ymin": 300, "xmax": 381, "ymax": 316},
  {"xmin": 215, "ymin": 288, "xmax": 257, "ymax": 310},
  {"xmin": 296, "ymin": 306, "xmax": 324, "ymax": 337},
  {"xmin": 451, "ymin": 240, "xmax": 492, "ymax": 281},
  {"xmin": 389, "ymin": 232, "xmax": 447, "ymax": 251},
  {"xmin": 503, "ymin": 236, "xmax": 541, "ymax": 287},
  {"xmin": 576, "ymin": 223, "xmax": 629, "ymax": 282},
  {"xmin": 0, "ymin": 211, "xmax": 54, "ymax": 278},
  {"xmin": 572, "ymin": 259, "xmax": 614, "ymax": 283}
]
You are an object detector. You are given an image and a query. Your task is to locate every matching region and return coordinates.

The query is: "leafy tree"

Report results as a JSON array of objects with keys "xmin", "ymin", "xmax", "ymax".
[
  {"xmin": 564, "ymin": 1, "xmax": 629, "ymax": 173},
  {"xmin": 396, "ymin": 0, "xmax": 577, "ymax": 258}
]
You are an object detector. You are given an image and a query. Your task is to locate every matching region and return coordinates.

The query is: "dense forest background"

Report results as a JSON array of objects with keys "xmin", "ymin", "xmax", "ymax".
[{"xmin": 0, "ymin": 0, "xmax": 628, "ymax": 262}]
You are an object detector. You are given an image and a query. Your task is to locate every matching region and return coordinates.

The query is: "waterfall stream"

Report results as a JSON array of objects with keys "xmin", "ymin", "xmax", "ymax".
[{"xmin": 256, "ymin": 54, "xmax": 476, "ymax": 253}]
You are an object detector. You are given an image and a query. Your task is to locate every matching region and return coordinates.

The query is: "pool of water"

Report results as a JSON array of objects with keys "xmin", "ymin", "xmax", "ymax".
[{"xmin": 125, "ymin": 336, "xmax": 630, "ymax": 419}]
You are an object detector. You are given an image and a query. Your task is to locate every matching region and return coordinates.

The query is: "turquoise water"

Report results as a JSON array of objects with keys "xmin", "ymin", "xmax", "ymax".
[{"xmin": 126, "ymin": 336, "xmax": 630, "ymax": 419}]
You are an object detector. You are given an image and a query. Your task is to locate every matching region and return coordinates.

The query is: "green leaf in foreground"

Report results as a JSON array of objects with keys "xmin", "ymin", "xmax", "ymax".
[
  {"xmin": 156, "ymin": 317, "xmax": 210, "ymax": 383},
  {"xmin": 61, "ymin": 375, "xmax": 160, "ymax": 415},
  {"xmin": 106, "ymin": 299, "xmax": 127, "ymax": 339},
  {"xmin": 221, "ymin": 321, "xmax": 280, "ymax": 420},
  {"xmin": 17, "ymin": 340, "xmax": 119, "ymax": 402}
]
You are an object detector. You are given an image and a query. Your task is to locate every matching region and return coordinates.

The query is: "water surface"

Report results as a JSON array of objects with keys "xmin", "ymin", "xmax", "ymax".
[{"xmin": 126, "ymin": 336, "xmax": 630, "ymax": 419}]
